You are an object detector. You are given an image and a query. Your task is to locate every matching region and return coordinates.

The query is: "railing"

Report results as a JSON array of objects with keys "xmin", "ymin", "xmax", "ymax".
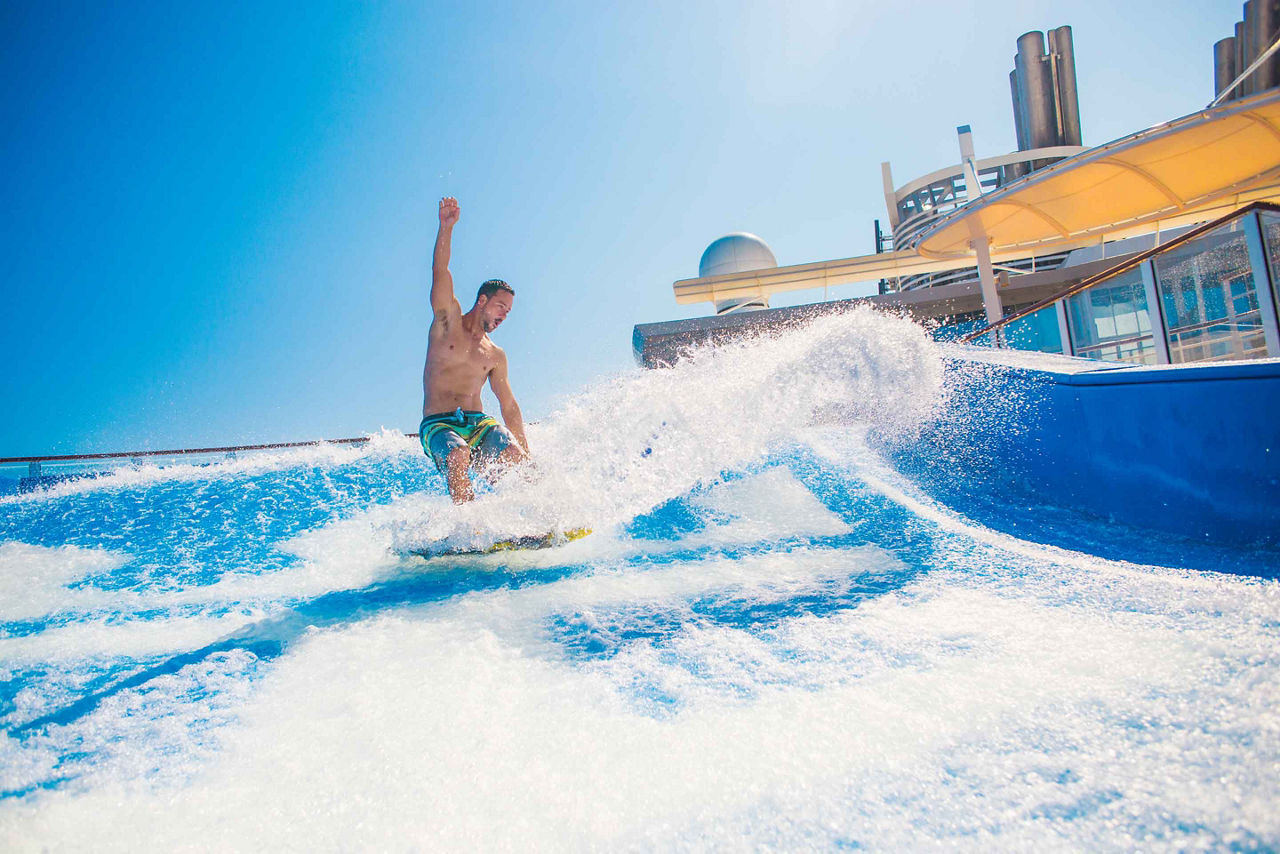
[
  {"xmin": 1073, "ymin": 333, "xmax": 1158, "ymax": 364},
  {"xmin": 891, "ymin": 147, "xmax": 1087, "ymax": 251},
  {"xmin": 1167, "ymin": 315, "xmax": 1269, "ymax": 363},
  {"xmin": 0, "ymin": 433, "xmax": 419, "ymax": 480},
  {"xmin": 959, "ymin": 200, "xmax": 1280, "ymax": 346},
  {"xmin": 896, "ymin": 249, "xmax": 1071, "ymax": 293}
]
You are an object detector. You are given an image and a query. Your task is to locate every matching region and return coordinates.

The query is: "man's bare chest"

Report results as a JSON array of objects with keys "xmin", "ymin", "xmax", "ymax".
[{"xmin": 429, "ymin": 327, "xmax": 496, "ymax": 375}]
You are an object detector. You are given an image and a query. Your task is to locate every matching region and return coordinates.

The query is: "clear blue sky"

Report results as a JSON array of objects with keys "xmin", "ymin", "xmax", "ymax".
[{"xmin": 0, "ymin": 0, "xmax": 1241, "ymax": 457}]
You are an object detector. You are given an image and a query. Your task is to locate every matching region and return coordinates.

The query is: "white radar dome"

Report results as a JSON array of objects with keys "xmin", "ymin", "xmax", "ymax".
[{"xmin": 698, "ymin": 233, "xmax": 776, "ymax": 315}]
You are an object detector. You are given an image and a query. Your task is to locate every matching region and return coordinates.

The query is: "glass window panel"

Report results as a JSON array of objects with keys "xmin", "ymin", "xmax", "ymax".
[
  {"xmin": 1160, "ymin": 285, "xmax": 1180, "ymax": 329},
  {"xmin": 1066, "ymin": 266, "xmax": 1153, "ymax": 364},
  {"xmin": 1229, "ymin": 278, "xmax": 1258, "ymax": 316},
  {"xmin": 1002, "ymin": 304, "xmax": 1063, "ymax": 354},
  {"xmin": 1137, "ymin": 303, "xmax": 1153, "ymax": 333},
  {"xmin": 1182, "ymin": 283, "xmax": 1200, "ymax": 324},
  {"xmin": 1153, "ymin": 219, "xmax": 1265, "ymax": 364},
  {"xmin": 1203, "ymin": 283, "xmax": 1227, "ymax": 321}
]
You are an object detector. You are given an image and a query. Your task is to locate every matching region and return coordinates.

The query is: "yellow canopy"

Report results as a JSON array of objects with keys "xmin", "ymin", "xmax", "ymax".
[{"xmin": 916, "ymin": 88, "xmax": 1280, "ymax": 259}]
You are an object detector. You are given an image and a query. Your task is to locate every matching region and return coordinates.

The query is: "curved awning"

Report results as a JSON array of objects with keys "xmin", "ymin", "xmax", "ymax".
[{"xmin": 915, "ymin": 88, "xmax": 1280, "ymax": 259}]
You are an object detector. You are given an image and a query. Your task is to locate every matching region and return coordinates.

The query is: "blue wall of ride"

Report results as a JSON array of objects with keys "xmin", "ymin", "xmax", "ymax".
[{"xmin": 886, "ymin": 352, "xmax": 1280, "ymax": 556}]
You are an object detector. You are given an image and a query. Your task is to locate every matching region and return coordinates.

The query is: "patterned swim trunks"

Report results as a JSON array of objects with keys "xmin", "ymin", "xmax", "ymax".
[{"xmin": 418, "ymin": 408, "xmax": 515, "ymax": 474}]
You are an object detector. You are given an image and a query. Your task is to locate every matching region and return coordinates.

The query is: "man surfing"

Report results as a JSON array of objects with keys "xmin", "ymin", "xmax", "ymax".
[{"xmin": 419, "ymin": 196, "xmax": 529, "ymax": 503}]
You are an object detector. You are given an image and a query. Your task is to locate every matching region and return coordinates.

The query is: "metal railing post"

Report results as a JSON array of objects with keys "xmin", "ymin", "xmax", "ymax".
[
  {"xmin": 1055, "ymin": 300, "xmax": 1073, "ymax": 356},
  {"xmin": 1139, "ymin": 259, "xmax": 1172, "ymax": 364},
  {"xmin": 1243, "ymin": 211, "xmax": 1280, "ymax": 357}
]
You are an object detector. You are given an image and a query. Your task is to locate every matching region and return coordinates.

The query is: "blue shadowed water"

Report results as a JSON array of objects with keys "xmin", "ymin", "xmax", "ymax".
[
  {"xmin": 1, "ymin": 454, "xmax": 437, "ymax": 590},
  {"xmin": 2, "ymin": 312, "xmax": 1277, "ymax": 850}
]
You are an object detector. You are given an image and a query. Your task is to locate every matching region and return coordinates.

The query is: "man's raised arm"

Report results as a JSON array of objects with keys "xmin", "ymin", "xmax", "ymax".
[{"xmin": 432, "ymin": 197, "xmax": 462, "ymax": 317}]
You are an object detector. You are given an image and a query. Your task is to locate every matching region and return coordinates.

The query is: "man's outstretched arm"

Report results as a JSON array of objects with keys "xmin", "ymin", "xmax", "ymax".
[
  {"xmin": 432, "ymin": 197, "xmax": 462, "ymax": 318},
  {"xmin": 489, "ymin": 352, "xmax": 529, "ymax": 458}
]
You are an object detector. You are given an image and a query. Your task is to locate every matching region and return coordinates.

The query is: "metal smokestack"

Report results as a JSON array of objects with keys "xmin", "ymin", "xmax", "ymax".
[
  {"xmin": 1010, "ymin": 69, "xmax": 1028, "ymax": 150},
  {"xmin": 1048, "ymin": 26, "xmax": 1082, "ymax": 146},
  {"xmin": 1015, "ymin": 31, "xmax": 1057, "ymax": 151},
  {"xmin": 1007, "ymin": 69, "xmax": 1029, "ymax": 181},
  {"xmin": 1216, "ymin": 37, "xmax": 1239, "ymax": 100},
  {"xmin": 1236, "ymin": 21, "xmax": 1249, "ymax": 96},
  {"xmin": 1008, "ymin": 26, "xmax": 1083, "ymax": 173},
  {"xmin": 1248, "ymin": 0, "xmax": 1280, "ymax": 92},
  {"xmin": 1244, "ymin": 2, "xmax": 1259, "ymax": 96},
  {"xmin": 1215, "ymin": 3, "xmax": 1280, "ymax": 103}
]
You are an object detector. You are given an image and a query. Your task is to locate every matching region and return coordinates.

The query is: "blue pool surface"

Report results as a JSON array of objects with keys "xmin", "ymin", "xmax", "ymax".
[{"xmin": 1, "ymin": 311, "xmax": 1277, "ymax": 850}]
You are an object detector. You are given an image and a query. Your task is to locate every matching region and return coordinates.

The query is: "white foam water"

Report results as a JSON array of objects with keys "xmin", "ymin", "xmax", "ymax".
[
  {"xmin": 386, "ymin": 309, "xmax": 946, "ymax": 552},
  {"xmin": 0, "ymin": 543, "xmax": 129, "ymax": 622},
  {"xmin": 1, "ymin": 309, "xmax": 1277, "ymax": 850}
]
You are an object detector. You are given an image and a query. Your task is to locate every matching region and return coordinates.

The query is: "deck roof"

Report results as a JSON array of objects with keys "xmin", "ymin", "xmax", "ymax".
[
  {"xmin": 916, "ymin": 88, "xmax": 1280, "ymax": 258},
  {"xmin": 672, "ymin": 89, "xmax": 1280, "ymax": 305}
]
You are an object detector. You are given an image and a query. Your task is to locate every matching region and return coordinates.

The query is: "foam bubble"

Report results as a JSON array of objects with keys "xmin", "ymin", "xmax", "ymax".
[
  {"xmin": 686, "ymin": 466, "xmax": 852, "ymax": 544},
  {"xmin": 0, "ymin": 542, "xmax": 128, "ymax": 621},
  {"xmin": 0, "ymin": 611, "xmax": 266, "ymax": 669}
]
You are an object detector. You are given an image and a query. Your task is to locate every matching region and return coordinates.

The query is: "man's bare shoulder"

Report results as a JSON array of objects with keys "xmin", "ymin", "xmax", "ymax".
[
  {"xmin": 429, "ymin": 302, "xmax": 463, "ymax": 338},
  {"xmin": 482, "ymin": 339, "xmax": 508, "ymax": 376}
]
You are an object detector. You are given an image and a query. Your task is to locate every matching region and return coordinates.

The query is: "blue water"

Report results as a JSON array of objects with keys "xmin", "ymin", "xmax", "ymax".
[{"xmin": 1, "ymin": 311, "xmax": 1277, "ymax": 850}]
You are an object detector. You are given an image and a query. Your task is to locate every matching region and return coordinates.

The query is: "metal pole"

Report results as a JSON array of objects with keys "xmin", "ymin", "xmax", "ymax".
[
  {"xmin": 974, "ymin": 238, "xmax": 1004, "ymax": 326},
  {"xmin": 880, "ymin": 161, "xmax": 899, "ymax": 229},
  {"xmin": 1139, "ymin": 259, "xmax": 1172, "ymax": 364},
  {"xmin": 1243, "ymin": 211, "xmax": 1280, "ymax": 356},
  {"xmin": 955, "ymin": 122, "xmax": 1002, "ymax": 326},
  {"xmin": 957, "ymin": 125, "xmax": 982, "ymax": 196},
  {"xmin": 1055, "ymin": 300, "xmax": 1073, "ymax": 356},
  {"xmin": 1210, "ymin": 29, "xmax": 1280, "ymax": 106}
]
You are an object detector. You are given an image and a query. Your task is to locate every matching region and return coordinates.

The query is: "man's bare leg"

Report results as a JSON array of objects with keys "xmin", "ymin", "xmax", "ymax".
[
  {"xmin": 445, "ymin": 447, "xmax": 475, "ymax": 504},
  {"xmin": 499, "ymin": 442, "xmax": 528, "ymax": 467},
  {"xmin": 477, "ymin": 443, "xmax": 529, "ymax": 486}
]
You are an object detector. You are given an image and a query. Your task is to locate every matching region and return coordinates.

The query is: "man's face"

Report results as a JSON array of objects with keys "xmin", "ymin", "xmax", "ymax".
[{"xmin": 478, "ymin": 291, "xmax": 514, "ymax": 332}]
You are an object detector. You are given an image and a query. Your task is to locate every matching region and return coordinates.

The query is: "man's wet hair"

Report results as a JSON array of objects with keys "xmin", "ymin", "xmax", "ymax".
[{"xmin": 477, "ymin": 279, "xmax": 514, "ymax": 301}]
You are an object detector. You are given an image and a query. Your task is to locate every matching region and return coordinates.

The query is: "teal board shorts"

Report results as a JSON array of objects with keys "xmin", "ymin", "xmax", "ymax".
[{"xmin": 419, "ymin": 408, "xmax": 515, "ymax": 475}]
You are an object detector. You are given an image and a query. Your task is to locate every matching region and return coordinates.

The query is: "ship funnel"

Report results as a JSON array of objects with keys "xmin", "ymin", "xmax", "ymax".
[
  {"xmin": 1008, "ymin": 26, "xmax": 1082, "ymax": 176},
  {"xmin": 1215, "ymin": 1, "xmax": 1280, "ymax": 103}
]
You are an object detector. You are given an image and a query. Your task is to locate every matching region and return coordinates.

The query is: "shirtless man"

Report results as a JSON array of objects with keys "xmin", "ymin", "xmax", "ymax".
[{"xmin": 418, "ymin": 196, "xmax": 529, "ymax": 503}]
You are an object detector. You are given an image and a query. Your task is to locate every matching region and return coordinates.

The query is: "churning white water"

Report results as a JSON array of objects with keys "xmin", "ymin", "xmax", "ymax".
[{"xmin": 1, "ymin": 309, "xmax": 1277, "ymax": 850}]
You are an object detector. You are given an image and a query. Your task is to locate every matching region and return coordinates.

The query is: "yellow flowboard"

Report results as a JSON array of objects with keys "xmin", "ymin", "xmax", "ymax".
[{"xmin": 412, "ymin": 527, "xmax": 592, "ymax": 558}]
